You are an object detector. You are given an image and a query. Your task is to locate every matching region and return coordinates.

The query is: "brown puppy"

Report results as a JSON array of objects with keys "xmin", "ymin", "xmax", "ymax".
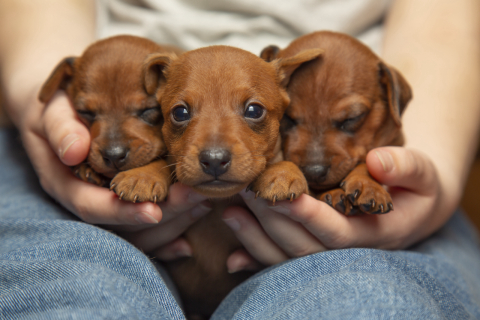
[
  {"xmin": 143, "ymin": 45, "xmax": 322, "ymax": 317},
  {"xmin": 261, "ymin": 31, "xmax": 412, "ymax": 215},
  {"xmin": 39, "ymin": 35, "xmax": 181, "ymax": 203}
]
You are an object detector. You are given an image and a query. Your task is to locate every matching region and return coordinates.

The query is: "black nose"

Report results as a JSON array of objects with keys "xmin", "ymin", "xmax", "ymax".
[
  {"xmin": 102, "ymin": 145, "xmax": 129, "ymax": 169},
  {"xmin": 302, "ymin": 164, "xmax": 329, "ymax": 183},
  {"xmin": 199, "ymin": 148, "xmax": 232, "ymax": 178}
]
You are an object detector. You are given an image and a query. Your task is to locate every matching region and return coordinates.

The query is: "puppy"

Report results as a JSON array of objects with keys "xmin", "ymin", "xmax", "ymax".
[
  {"xmin": 143, "ymin": 45, "xmax": 322, "ymax": 317},
  {"xmin": 39, "ymin": 35, "xmax": 181, "ymax": 203},
  {"xmin": 261, "ymin": 31, "xmax": 412, "ymax": 215}
]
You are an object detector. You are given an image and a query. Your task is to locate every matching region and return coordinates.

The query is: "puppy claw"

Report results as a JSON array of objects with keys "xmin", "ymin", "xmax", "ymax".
[
  {"xmin": 388, "ymin": 202, "xmax": 394, "ymax": 211},
  {"xmin": 339, "ymin": 180, "xmax": 346, "ymax": 189},
  {"xmin": 153, "ymin": 195, "xmax": 158, "ymax": 204},
  {"xmin": 133, "ymin": 195, "xmax": 138, "ymax": 203},
  {"xmin": 110, "ymin": 183, "xmax": 116, "ymax": 191},
  {"xmin": 290, "ymin": 193, "xmax": 296, "ymax": 202},
  {"xmin": 335, "ymin": 194, "xmax": 346, "ymax": 214},
  {"xmin": 119, "ymin": 191, "xmax": 124, "ymax": 201},
  {"xmin": 272, "ymin": 195, "xmax": 277, "ymax": 206},
  {"xmin": 255, "ymin": 191, "xmax": 260, "ymax": 199}
]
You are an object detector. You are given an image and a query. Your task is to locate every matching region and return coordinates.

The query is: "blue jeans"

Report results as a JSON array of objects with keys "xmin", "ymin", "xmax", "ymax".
[{"xmin": 1, "ymin": 128, "xmax": 480, "ymax": 319}]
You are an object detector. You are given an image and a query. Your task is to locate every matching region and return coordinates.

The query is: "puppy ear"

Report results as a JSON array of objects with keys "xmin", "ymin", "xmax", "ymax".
[
  {"xmin": 273, "ymin": 48, "xmax": 324, "ymax": 87},
  {"xmin": 379, "ymin": 62, "xmax": 412, "ymax": 127},
  {"xmin": 260, "ymin": 45, "xmax": 281, "ymax": 62},
  {"xmin": 38, "ymin": 57, "xmax": 76, "ymax": 103},
  {"xmin": 143, "ymin": 53, "xmax": 177, "ymax": 95}
]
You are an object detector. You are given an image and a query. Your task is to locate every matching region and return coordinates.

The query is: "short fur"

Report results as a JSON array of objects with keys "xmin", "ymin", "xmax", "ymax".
[
  {"xmin": 144, "ymin": 45, "xmax": 322, "ymax": 317},
  {"xmin": 261, "ymin": 31, "xmax": 412, "ymax": 215},
  {"xmin": 39, "ymin": 35, "xmax": 182, "ymax": 202}
]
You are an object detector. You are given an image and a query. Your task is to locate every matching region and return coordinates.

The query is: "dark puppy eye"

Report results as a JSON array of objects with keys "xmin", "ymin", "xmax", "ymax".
[
  {"xmin": 244, "ymin": 103, "xmax": 265, "ymax": 120},
  {"xmin": 76, "ymin": 110, "xmax": 96, "ymax": 123},
  {"xmin": 336, "ymin": 113, "xmax": 366, "ymax": 133},
  {"xmin": 139, "ymin": 107, "xmax": 162, "ymax": 125},
  {"xmin": 172, "ymin": 105, "xmax": 190, "ymax": 123}
]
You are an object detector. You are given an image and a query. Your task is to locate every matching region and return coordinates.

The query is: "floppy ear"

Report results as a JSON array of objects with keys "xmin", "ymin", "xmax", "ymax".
[
  {"xmin": 379, "ymin": 62, "xmax": 412, "ymax": 127},
  {"xmin": 143, "ymin": 52, "xmax": 177, "ymax": 95},
  {"xmin": 273, "ymin": 48, "xmax": 324, "ymax": 87},
  {"xmin": 260, "ymin": 45, "xmax": 281, "ymax": 62},
  {"xmin": 38, "ymin": 57, "xmax": 76, "ymax": 103}
]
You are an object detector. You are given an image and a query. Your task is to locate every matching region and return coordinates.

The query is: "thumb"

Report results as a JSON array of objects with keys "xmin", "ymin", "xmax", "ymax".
[
  {"xmin": 42, "ymin": 91, "xmax": 90, "ymax": 166},
  {"xmin": 366, "ymin": 147, "xmax": 438, "ymax": 196}
]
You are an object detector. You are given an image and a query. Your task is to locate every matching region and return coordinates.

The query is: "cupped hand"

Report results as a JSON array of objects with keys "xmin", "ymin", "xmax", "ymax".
[
  {"xmin": 12, "ymin": 89, "xmax": 211, "ymax": 233},
  {"xmin": 223, "ymin": 147, "xmax": 445, "ymax": 271}
]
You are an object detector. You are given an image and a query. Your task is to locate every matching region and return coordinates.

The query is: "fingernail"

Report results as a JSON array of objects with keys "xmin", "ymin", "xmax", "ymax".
[
  {"xmin": 134, "ymin": 212, "xmax": 159, "ymax": 224},
  {"xmin": 187, "ymin": 191, "xmax": 208, "ymax": 204},
  {"xmin": 268, "ymin": 205, "xmax": 291, "ymax": 215},
  {"xmin": 239, "ymin": 189, "xmax": 255, "ymax": 200},
  {"xmin": 223, "ymin": 218, "xmax": 241, "ymax": 231},
  {"xmin": 59, "ymin": 133, "xmax": 80, "ymax": 158},
  {"xmin": 375, "ymin": 150, "xmax": 394, "ymax": 172},
  {"xmin": 191, "ymin": 203, "xmax": 211, "ymax": 218}
]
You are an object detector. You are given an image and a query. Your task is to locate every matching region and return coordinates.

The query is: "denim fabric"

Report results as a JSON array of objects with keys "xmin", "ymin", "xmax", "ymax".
[{"xmin": 1, "ymin": 127, "xmax": 480, "ymax": 320}]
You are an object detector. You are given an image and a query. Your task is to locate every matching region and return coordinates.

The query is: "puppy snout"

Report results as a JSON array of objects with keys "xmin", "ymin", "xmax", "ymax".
[
  {"xmin": 199, "ymin": 148, "xmax": 232, "ymax": 178},
  {"xmin": 102, "ymin": 145, "xmax": 130, "ymax": 169},
  {"xmin": 302, "ymin": 164, "xmax": 330, "ymax": 182}
]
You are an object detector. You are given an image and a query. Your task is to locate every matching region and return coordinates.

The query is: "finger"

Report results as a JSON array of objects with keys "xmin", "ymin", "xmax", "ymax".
[
  {"xmin": 158, "ymin": 183, "xmax": 210, "ymax": 223},
  {"xmin": 151, "ymin": 238, "xmax": 193, "ymax": 261},
  {"xmin": 366, "ymin": 147, "xmax": 438, "ymax": 196},
  {"xmin": 222, "ymin": 206, "xmax": 288, "ymax": 265},
  {"xmin": 23, "ymin": 128, "xmax": 166, "ymax": 225},
  {"xmin": 42, "ymin": 91, "xmax": 90, "ymax": 166},
  {"xmin": 125, "ymin": 205, "xmax": 210, "ymax": 252},
  {"xmin": 226, "ymin": 248, "xmax": 264, "ymax": 274},
  {"xmin": 237, "ymin": 192, "xmax": 327, "ymax": 258},
  {"xmin": 267, "ymin": 193, "xmax": 375, "ymax": 248}
]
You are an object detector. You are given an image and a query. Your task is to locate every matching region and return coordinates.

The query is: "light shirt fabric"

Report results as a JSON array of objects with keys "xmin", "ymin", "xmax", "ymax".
[{"xmin": 96, "ymin": 0, "xmax": 392, "ymax": 54}]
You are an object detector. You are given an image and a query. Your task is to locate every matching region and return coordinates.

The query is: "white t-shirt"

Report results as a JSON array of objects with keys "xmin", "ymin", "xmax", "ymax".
[{"xmin": 96, "ymin": 0, "xmax": 392, "ymax": 55}]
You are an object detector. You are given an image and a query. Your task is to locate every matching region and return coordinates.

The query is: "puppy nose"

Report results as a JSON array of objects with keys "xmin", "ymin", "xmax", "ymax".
[
  {"xmin": 102, "ymin": 145, "xmax": 130, "ymax": 168},
  {"xmin": 302, "ymin": 164, "xmax": 329, "ymax": 182},
  {"xmin": 199, "ymin": 148, "xmax": 232, "ymax": 178}
]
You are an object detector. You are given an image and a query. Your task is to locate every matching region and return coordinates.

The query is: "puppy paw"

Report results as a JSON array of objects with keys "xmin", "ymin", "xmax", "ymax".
[
  {"xmin": 340, "ymin": 177, "xmax": 393, "ymax": 214},
  {"xmin": 110, "ymin": 167, "xmax": 170, "ymax": 203},
  {"xmin": 250, "ymin": 161, "xmax": 308, "ymax": 204},
  {"xmin": 317, "ymin": 188, "xmax": 360, "ymax": 216},
  {"xmin": 72, "ymin": 163, "xmax": 108, "ymax": 187}
]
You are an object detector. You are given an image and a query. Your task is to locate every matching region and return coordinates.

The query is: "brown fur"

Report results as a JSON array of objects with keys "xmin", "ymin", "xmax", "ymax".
[
  {"xmin": 144, "ymin": 45, "xmax": 322, "ymax": 317},
  {"xmin": 261, "ymin": 31, "xmax": 412, "ymax": 215},
  {"xmin": 38, "ymin": 35, "xmax": 182, "ymax": 202}
]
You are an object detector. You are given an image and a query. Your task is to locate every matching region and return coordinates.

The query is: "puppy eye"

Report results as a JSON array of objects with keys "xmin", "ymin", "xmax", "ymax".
[
  {"xmin": 244, "ymin": 103, "xmax": 265, "ymax": 120},
  {"xmin": 172, "ymin": 105, "xmax": 190, "ymax": 122},
  {"xmin": 76, "ymin": 110, "xmax": 96, "ymax": 123},
  {"xmin": 336, "ymin": 113, "xmax": 366, "ymax": 133},
  {"xmin": 139, "ymin": 107, "xmax": 162, "ymax": 125}
]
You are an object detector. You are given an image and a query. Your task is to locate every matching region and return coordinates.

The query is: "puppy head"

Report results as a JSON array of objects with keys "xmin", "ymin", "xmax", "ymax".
[
  {"xmin": 144, "ymin": 45, "xmax": 322, "ymax": 198},
  {"xmin": 39, "ymin": 35, "xmax": 170, "ymax": 178},
  {"xmin": 261, "ymin": 31, "xmax": 412, "ymax": 191}
]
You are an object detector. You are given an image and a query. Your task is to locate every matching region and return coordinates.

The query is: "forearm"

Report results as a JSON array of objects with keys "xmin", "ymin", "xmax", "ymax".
[
  {"xmin": 382, "ymin": 0, "xmax": 480, "ymax": 217},
  {"xmin": 0, "ymin": 0, "xmax": 96, "ymax": 126}
]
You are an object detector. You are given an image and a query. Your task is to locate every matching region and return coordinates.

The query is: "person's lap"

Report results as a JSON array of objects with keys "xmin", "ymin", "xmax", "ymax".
[{"xmin": 1, "ymin": 128, "xmax": 479, "ymax": 319}]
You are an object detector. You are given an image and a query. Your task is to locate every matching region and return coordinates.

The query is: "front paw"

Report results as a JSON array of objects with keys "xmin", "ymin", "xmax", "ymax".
[
  {"xmin": 250, "ymin": 161, "xmax": 308, "ymax": 204},
  {"xmin": 72, "ymin": 163, "xmax": 108, "ymax": 187},
  {"xmin": 110, "ymin": 168, "xmax": 169, "ymax": 203},
  {"xmin": 341, "ymin": 177, "xmax": 393, "ymax": 214},
  {"xmin": 317, "ymin": 188, "xmax": 359, "ymax": 216}
]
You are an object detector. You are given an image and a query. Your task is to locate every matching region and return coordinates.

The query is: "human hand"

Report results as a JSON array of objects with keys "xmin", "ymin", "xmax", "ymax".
[
  {"xmin": 222, "ymin": 147, "xmax": 446, "ymax": 271},
  {"xmin": 8, "ymin": 89, "xmax": 210, "ymax": 231}
]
